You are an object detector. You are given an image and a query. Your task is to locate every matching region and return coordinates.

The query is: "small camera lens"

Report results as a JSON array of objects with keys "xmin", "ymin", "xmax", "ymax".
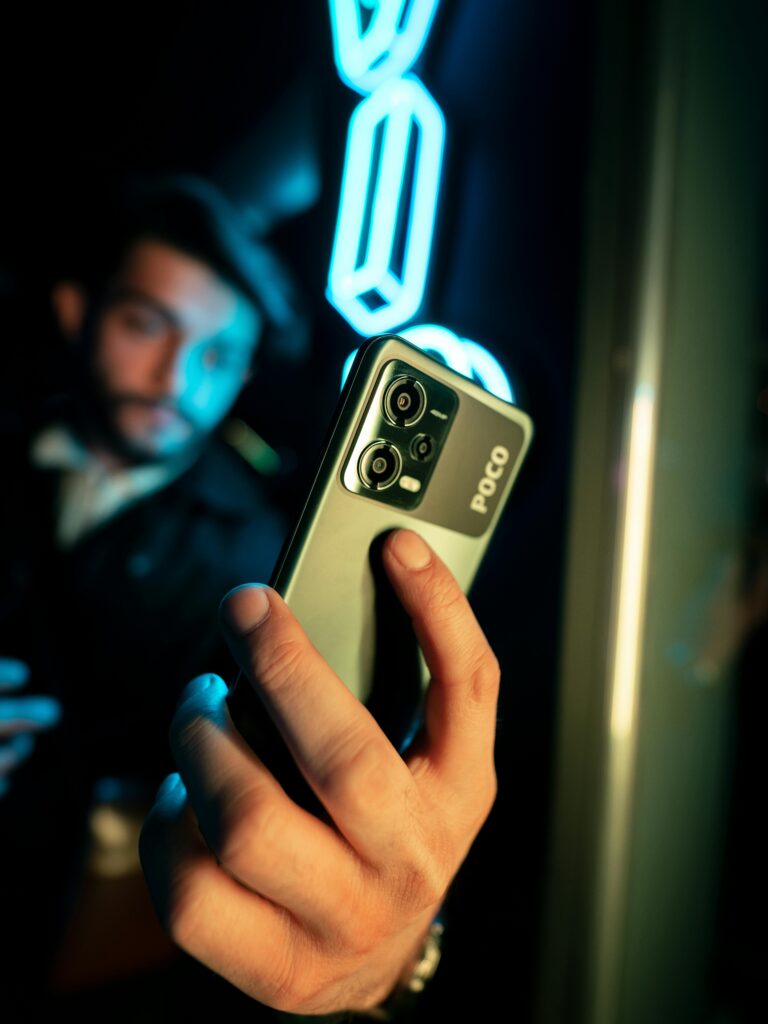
[
  {"xmin": 410, "ymin": 433, "xmax": 435, "ymax": 462},
  {"xmin": 384, "ymin": 376, "xmax": 427, "ymax": 426},
  {"xmin": 358, "ymin": 441, "xmax": 402, "ymax": 490}
]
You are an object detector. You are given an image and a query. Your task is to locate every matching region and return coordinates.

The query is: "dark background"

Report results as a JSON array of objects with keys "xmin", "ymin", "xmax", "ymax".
[{"xmin": 0, "ymin": 2, "xmax": 596, "ymax": 1016}]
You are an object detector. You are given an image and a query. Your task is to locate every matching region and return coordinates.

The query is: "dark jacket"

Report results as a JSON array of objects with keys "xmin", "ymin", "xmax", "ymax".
[{"xmin": 0, "ymin": 420, "xmax": 286, "ymax": 1011}]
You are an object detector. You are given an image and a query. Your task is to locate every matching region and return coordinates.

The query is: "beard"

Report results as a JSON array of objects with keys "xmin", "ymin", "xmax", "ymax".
[
  {"xmin": 65, "ymin": 305, "xmax": 208, "ymax": 467},
  {"xmin": 68, "ymin": 356, "xmax": 203, "ymax": 467},
  {"xmin": 92, "ymin": 393, "xmax": 205, "ymax": 466}
]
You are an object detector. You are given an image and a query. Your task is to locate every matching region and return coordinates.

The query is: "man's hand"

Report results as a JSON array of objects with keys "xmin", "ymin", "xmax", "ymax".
[
  {"xmin": 139, "ymin": 529, "xmax": 500, "ymax": 1015},
  {"xmin": 0, "ymin": 658, "xmax": 62, "ymax": 798}
]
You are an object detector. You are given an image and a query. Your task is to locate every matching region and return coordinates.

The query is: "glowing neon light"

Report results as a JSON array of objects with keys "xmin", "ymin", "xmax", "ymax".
[
  {"xmin": 328, "ymin": 4, "xmax": 516, "ymax": 404},
  {"xmin": 457, "ymin": 338, "xmax": 515, "ymax": 404},
  {"xmin": 329, "ymin": 0, "xmax": 442, "ymax": 95},
  {"xmin": 400, "ymin": 324, "xmax": 472, "ymax": 377},
  {"xmin": 327, "ymin": 76, "xmax": 445, "ymax": 336},
  {"xmin": 341, "ymin": 324, "xmax": 515, "ymax": 403}
]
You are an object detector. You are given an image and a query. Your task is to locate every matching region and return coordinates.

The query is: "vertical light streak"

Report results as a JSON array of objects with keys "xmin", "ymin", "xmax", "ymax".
[{"xmin": 610, "ymin": 387, "xmax": 656, "ymax": 739}]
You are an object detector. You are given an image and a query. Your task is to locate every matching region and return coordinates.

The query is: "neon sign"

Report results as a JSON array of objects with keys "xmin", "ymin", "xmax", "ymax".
[
  {"xmin": 328, "ymin": 0, "xmax": 514, "ymax": 402},
  {"xmin": 328, "ymin": 75, "xmax": 444, "ymax": 335},
  {"xmin": 329, "ymin": 0, "xmax": 441, "ymax": 94}
]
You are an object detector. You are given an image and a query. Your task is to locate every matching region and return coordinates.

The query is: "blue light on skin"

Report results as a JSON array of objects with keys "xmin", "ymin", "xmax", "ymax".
[
  {"xmin": 1, "ymin": 657, "xmax": 61, "ymax": 799},
  {"xmin": 328, "ymin": 75, "xmax": 445, "ymax": 336},
  {"xmin": 329, "ymin": 0, "xmax": 442, "ymax": 95},
  {"xmin": 55, "ymin": 237, "xmax": 262, "ymax": 463},
  {"xmin": 341, "ymin": 324, "xmax": 516, "ymax": 403}
]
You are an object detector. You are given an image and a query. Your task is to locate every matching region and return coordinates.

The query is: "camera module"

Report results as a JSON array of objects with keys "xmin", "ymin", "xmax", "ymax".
[
  {"xmin": 384, "ymin": 376, "xmax": 427, "ymax": 426},
  {"xmin": 410, "ymin": 433, "xmax": 436, "ymax": 462},
  {"xmin": 358, "ymin": 441, "xmax": 402, "ymax": 490}
]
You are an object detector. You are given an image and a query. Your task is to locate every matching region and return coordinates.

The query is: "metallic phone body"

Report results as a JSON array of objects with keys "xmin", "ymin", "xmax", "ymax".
[{"xmin": 270, "ymin": 335, "xmax": 533, "ymax": 718}]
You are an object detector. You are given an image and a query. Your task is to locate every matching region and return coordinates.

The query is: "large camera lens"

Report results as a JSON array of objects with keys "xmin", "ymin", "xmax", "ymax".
[
  {"xmin": 358, "ymin": 441, "xmax": 402, "ymax": 490},
  {"xmin": 384, "ymin": 376, "xmax": 427, "ymax": 426}
]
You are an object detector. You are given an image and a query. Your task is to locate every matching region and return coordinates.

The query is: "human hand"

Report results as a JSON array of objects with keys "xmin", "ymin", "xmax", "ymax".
[
  {"xmin": 0, "ymin": 658, "xmax": 62, "ymax": 799},
  {"xmin": 139, "ymin": 529, "xmax": 500, "ymax": 1015}
]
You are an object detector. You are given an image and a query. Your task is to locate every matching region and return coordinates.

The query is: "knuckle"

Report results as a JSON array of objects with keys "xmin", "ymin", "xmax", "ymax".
[
  {"xmin": 466, "ymin": 646, "xmax": 501, "ymax": 706},
  {"xmin": 252, "ymin": 634, "xmax": 307, "ymax": 696},
  {"xmin": 335, "ymin": 909, "xmax": 384, "ymax": 957},
  {"xmin": 322, "ymin": 876, "xmax": 392, "ymax": 955},
  {"xmin": 318, "ymin": 731, "xmax": 395, "ymax": 816},
  {"xmin": 393, "ymin": 842, "xmax": 449, "ymax": 912},
  {"xmin": 425, "ymin": 567, "xmax": 466, "ymax": 620},
  {"xmin": 165, "ymin": 865, "xmax": 211, "ymax": 954},
  {"xmin": 218, "ymin": 786, "xmax": 282, "ymax": 875},
  {"xmin": 169, "ymin": 703, "xmax": 210, "ymax": 758},
  {"xmin": 473, "ymin": 765, "xmax": 498, "ymax": 827},
  {"xmin": 382, "ymin": 812, "xmax": 453, "ymax": 914}
]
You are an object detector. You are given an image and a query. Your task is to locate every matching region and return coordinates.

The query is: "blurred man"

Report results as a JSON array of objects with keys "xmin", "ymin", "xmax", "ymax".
[{"xmin": 0, "ymin": 175, "xmax": 288, "ymax": 1011}]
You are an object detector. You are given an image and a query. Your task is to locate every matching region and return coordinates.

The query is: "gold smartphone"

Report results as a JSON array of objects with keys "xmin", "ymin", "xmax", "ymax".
[{"xmin": 227, "ymin": 335, "xmax": 533, "ymax": 796}]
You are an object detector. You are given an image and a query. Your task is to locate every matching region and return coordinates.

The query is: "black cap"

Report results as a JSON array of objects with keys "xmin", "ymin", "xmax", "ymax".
[{"xmin": 76, "ymin": 172, "xmax": 309, "ymax": 361}]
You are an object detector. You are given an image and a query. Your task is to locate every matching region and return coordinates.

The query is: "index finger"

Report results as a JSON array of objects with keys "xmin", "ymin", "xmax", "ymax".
[{"xmin": 219, "ymin": 585, "xmax": 420, "ymax": 863}]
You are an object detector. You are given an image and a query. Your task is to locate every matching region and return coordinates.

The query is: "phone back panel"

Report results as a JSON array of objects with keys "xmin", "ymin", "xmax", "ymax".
[{"xmin": 271, "ymin": 336, "xmax": 533, "ymax": 709}]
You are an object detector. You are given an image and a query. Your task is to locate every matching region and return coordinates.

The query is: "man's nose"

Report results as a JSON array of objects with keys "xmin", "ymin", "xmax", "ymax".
[{"xmin": 151, "ymin": 335, "xmax": 189, "ymax": 397}]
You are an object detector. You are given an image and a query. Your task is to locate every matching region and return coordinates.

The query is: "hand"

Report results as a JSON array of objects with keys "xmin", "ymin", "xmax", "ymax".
[
  {"xmin": 0, "ymin": 658, "xmax": 62, "ymax": 798},
  {"xmin": 139, "ymin": 529, "xmax": 500, "ymax": 1015}
]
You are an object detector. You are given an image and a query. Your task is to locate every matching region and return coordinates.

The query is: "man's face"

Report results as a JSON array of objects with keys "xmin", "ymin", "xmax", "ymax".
[{"xmin": 88, "ymin": 236, "xmax": 261, "ymax": 462}]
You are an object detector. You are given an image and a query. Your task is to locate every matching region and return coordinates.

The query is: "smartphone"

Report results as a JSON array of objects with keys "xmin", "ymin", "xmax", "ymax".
[{"xmin": 227, "ymin": 334, "xmax": 533, "ymax": 799}]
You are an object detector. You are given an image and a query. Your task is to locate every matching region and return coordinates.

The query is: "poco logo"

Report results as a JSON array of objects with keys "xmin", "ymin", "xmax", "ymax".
[
  {"xmin": 470, "ymin": 445, "xmax": 510, "ymax": 514},
  {"xmin": 327, "ymin": 1, "xmax": 515, "ymax": 403}
]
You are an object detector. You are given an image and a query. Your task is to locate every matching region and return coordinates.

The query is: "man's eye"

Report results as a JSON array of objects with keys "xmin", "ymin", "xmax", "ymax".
[
  {"xmin": 119, "ymin": 309, "xmax": 167, "ymax": 336},
  {"xmin": 201, "ymin": 346, "xmax": 243, "ymax": 371}
]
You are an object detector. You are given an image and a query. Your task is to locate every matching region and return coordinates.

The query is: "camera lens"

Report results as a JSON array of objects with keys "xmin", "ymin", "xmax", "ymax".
[
  {"xmin": 410, "ymin": 433, "xmax": 435, "ymax": 462},
  {"xmin": 384, "ymin": 376, "xmax": 427, "ymax": 426},
  {"xmin": 358, "ymin": 441, "xmax": 402, "ymax": 490}
]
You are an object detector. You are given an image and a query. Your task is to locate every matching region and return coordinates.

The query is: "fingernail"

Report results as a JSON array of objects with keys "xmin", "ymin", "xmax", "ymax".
[
  {"xmin": 219, "ymin": 584, "xmax": 271, "ymax": 633},
  {"xmin": 390, "ymin": 530, "xmax": 432, "ymax": 570},
  {"xmin": 179, "ymin": 673, "xmax": 222, "ymax": 706},
  {"xmin": 0, "ymin": 659, "xmax": 30, "ymax": 688},
  {"xmin": 155, "ymin": 772, "xmax": 182, "ymax": 802}
]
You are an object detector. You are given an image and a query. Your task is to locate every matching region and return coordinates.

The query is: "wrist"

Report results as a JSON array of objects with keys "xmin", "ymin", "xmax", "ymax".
[
  {"xmin": 275, "ymin": 914, "xmax": 445, "ymax": 1024},
  {"xmin": 353, "ymin": 914, "xmax": 445, "ymax": 1022}
]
